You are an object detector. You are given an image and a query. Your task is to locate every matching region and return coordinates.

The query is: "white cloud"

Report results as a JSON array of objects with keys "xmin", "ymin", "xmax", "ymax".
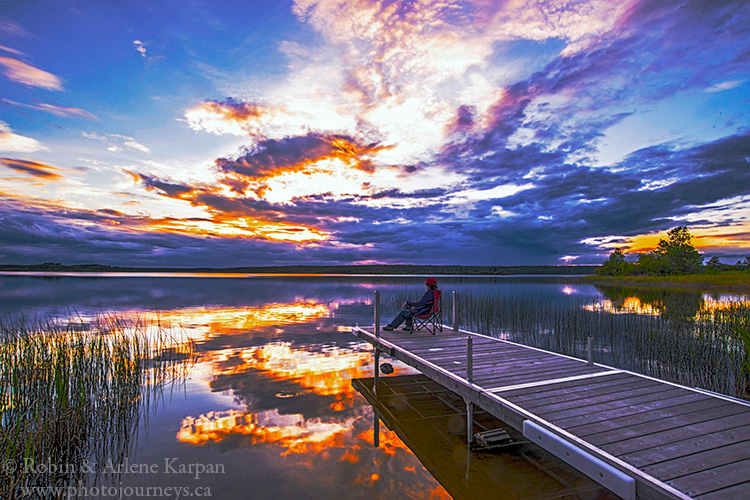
[
  {"xmin": 0, "ymin": 44, "xmax": 25, "ymax": 57},
  {"xmin": 448, "ymin": 183, "xmax": 536, "ymax": 204},
  {"xmin": 133, "ymin": 40, "xmax": 147, "ymax": 58},
  {"xmin": 0, "ymin": 121, "xmax": 48, "ymax": 153},
  {"xmin": 705, "ymin": 80, "xmax": 744, "ymax": 93},
  {"xmin": 491, "ymin": 206, "xmax": 518, "ymax": 218},
  {"xmin": 82, "ymin": 132, "xmax": 150, "ymax": 153},
  {"xmin": 0, "ymin": 56, "xmax": 62, "ymax": 90},
  {"xmin": 2, "ymin": 99, "xmax": 98, "ymax": 120},
  {"xmin": 0, "ymin": 19, "xmax": 33, "ymax": 39}
]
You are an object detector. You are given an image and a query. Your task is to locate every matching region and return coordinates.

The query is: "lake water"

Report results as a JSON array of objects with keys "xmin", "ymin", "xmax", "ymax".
[{"xmin": 1, "ymin": 274, "xmax": 748, "ymax": 499}]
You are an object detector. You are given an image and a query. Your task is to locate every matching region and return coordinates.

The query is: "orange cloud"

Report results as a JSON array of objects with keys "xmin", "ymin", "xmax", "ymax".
[
  {"xmin": 185, "ymin": 99, "xmax": 282, "ymax": 137},
  {"xmin": 624, "ymin": 225, "xmax": 750, "ymax": 253},
  {"xmin": 0, "ymin": 157, "xmax": 64, "ymax": 180},
  {"xmin": 0, "ymin": 56, "xmax": 62, "ymax": 90},
  {"xmin": 126, "ymin": 170, "xmax": 330, "ymax": 242},
  {"xmin": 139, "ymin": 213, "xmax": 328, "ymax": 243}
]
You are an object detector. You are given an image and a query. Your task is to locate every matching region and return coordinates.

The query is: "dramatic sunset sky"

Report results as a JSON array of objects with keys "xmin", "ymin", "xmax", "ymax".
[{"xmin": 1, "ymin": 0, "xmax": 748, "ymax": 267}]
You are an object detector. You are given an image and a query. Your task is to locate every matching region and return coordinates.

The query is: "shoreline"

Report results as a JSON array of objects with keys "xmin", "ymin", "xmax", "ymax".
[
  {"xmin": 0, "ymin": 263, "xmax": 598, "ymax": 276},
  {"xmin": 579, "ymin": 271, "xmax": 750, "ymax": 293}
]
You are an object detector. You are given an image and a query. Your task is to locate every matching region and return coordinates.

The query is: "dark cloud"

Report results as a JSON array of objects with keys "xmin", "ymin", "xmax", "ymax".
[
  {"xmin": 126, "ymin": 170, "xmax": 195, "ymax": 198},
  {"xmin": 1, "ymin": 158, "xmax": 63, "ymax": 180},
  {"xmin": 215, "ymin": 134, "xmax": 337, "ymax": 178},
  {"xmin": 215, "ymin": 132, "xmax": 383, "ymax": 180}
]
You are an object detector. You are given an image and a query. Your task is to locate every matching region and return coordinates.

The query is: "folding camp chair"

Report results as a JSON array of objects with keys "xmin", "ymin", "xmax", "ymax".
[{"xmin": 411, "ymin": 289, "xmax": 442, "ymax": 334}]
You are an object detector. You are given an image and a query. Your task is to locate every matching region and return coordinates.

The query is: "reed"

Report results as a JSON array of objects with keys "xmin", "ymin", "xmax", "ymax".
[
  {"xmin": 380, "ymin": 289, "xmax": 750, "ymax": 399},
  {"xmin": 0, "ymin": 313, "xmax": 195, "ymax": 498}
]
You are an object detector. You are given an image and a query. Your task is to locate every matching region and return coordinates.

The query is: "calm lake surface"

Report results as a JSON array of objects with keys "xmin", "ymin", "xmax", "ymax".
[{"xmin": 1, "ymin": 274, "xmax": 748, "ymax": 499}]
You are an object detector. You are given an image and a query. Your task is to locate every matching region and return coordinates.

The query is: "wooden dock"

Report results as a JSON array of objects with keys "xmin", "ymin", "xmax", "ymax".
[{"xmin": 351, "ymin": 326, "xmax": 750, "ymax": 500}]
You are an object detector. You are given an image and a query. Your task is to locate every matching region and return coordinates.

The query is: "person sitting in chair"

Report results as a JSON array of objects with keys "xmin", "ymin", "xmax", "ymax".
[{"xmin": 383, "ymin": 277, "xmax": 438, "ymax": 332}]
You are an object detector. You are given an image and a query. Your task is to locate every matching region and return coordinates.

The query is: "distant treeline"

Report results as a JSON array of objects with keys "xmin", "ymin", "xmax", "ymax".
[
  {"xmin": 599, "ymin": 226, "xmax": 750, "ymax": 277},
  {"xmin": 0, "ymin": 262, "xmax": 599, "ymax": 276}
]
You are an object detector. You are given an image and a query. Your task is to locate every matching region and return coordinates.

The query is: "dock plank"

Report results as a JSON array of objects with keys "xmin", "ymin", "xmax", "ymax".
[
  {"xmin": 666, "ymin": 457, "xmax": 750, "ymax": 497},
  {"xmin": 644, "ymin": 441, "xmax": 750, "ymax": 480},
  {"xmin": 600, "ymin": 413, "xmax": 750, "ymax": 456},
  {"xmin": 567, "ymin": 400, "xmax": 736, "ymax": 437},
  {"xmin": 473, "ymin": 365, "xmax": 604, "ymax": 389},
  {"xmin": 500, "ymin": 372, "xmax": 639, "ymax": 400},
  {"xmin": 695, "ymin": 481, "xmax": 750, "ymax": 500},
  {"xmin": 535, "ymin": 387, "xmax": 689, "ymax": 421},
  {"xmin": 622, "ymin": 427, "xmax": 749, "ymax": 468},
  {"xmin": 552, "ymin": 392, "xmax": 713, "ymax": 429},
  {"xmin": 518, "ymin": 381, "xmax": 670, "ymax": 412},
  {"xmin": 583, "ymin": 403, "xmax": 748, "ymax": 446}
]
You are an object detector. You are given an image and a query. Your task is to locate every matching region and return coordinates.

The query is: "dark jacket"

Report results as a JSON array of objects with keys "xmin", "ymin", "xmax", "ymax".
[{"xmin": 407, "ymin": 289, "xmax": 435, "ymax": 316}]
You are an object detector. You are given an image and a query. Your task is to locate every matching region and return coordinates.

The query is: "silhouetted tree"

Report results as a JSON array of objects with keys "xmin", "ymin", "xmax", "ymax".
[
  {"xmin": 598, "ymin": 227, "xmax": 704, "ymax": 276},
  {"xmin": 597, "ymin": 248, "xmax": 632, "ymax": 276},
  {"xmin": 652, "ymin": 226, "xmax": 704, "ymax": 274},
  {"xmin": 707, "ymin": 256, "xmax": 723, "ymax": 269}
]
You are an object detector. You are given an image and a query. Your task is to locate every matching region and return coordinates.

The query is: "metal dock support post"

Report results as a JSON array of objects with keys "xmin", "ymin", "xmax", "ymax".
[
  {"xmin": 374, "ymin": 410, "xmax": 380, "ymax": 448},
  {"xmin": 374, "ymin": 349, "xmax": 380, "ymax": 396},
  {"xmin": 466, "ymin": 336, "xmax": 473, "ymax": 445},
  {"xmin": 374, "ymin": 290, "xmax": 380, "ymax": 395},
  {"xmin": 374, "ymin": 290, "xmax": 380, "ymax": 338},
  {"xmin": 587, "ymin": 336, "xmax": 593, "ymax": 365},
  {"xmin": 453, "ymin": 290, "xmax": 458, "ymax": 332}
]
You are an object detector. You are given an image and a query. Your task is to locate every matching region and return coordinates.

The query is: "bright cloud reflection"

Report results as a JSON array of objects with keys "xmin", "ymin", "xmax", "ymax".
[
  {"xmin": 585, "ymin": 294, "xmax": 750, "ymax": 316},
  {"xmin": 203, "ymin": 341, "xmax": 381, "ymax": 397},
  {"xmin": 584, "ymin": 297, "xmax": 661, "ymax": 315},
  {"xmin": 67, "ymin": 296, "xmax": 435, "ymax": 493},
  {"xmin": 71, "ymin": 300, "xmax": 334, "ymax": 341},
  {"xmin": 178, "ymin": 408, "xmax": 356, "ymax": 453}
]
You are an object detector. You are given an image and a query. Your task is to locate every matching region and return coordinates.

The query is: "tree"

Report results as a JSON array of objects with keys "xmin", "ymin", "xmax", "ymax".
[
  {"xmin": 652, "ymin": 226, "xmax": 704, "ymax": 274},
  {"xmin": 707, "ymin": 256, "xmax": 722, "ymax": 270},
  {"xmin": 598, "ymin": 248, "xmax": 632, "ymax": 275},
  {"xmin": 636, "ymin": 251, "xmax": 669, "ymax": 275}
]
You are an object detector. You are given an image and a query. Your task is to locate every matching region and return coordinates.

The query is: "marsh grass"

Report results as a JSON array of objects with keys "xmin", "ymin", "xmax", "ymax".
[
  {"xmin": 0, "ymin": 313, "xmax": 195, "ymax": 498},
  {"xmin": 380, "ymin": 289, "xmax": 750, "ymax": 399}
]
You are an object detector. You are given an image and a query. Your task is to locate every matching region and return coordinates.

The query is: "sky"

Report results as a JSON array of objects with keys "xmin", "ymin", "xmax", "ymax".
[{"xmin": 0, "ymin": 0, "xmax": 749, "ymax": 267}]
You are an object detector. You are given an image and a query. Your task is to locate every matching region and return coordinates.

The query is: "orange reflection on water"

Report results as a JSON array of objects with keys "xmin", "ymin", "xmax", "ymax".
[
  {"xmin": 78, "ymin": 301, "xmax": 333, "ymax": 340},
  {"xmin": 177, "ymin": 301, "xmax": 331, "ymax": 335},
  {"xmin": 585, "ymin": 294, "xmax": 749, "ymax": 317},
  {"xmin": 204, "ymin": 341, "xmax": 406, "ymax": 400},
  {"xmin": 178, "ymin": 408, "xmax": 356, "ymax": 454},
  {"xmin": 701, "ymin": 295, "xmax": 750, "ymax": 312},
  {"xmin": 181, "ymin": 343, "xmax": 412, "ymax": 448},
  {"xmin": 584, "ymin": 297, "xmax": 661, "ymax": 315}
]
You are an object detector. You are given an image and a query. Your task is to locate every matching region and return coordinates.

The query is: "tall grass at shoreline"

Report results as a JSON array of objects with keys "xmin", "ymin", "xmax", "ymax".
[
  {"xmin": 0, "ymin": 314, "xmax": 195, "ymax": 498},
  {"xmin": 380, "ymin": 289, "xmax": 750, "ymax": 399}
]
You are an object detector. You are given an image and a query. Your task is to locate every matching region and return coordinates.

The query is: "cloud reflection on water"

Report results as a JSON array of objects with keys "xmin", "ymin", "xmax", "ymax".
[
  {"xmin": 585, "ymin": 291, "xmax": 749, "ymax": 317},
  {"xmin": 137, "ymin": 297, "xmax": 441, "ymax": 498}
]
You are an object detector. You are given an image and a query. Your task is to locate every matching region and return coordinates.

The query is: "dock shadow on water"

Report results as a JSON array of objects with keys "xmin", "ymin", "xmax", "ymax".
[{"xmin": 354, "ymin": 374, "xmax": 619, "ymax": 500}]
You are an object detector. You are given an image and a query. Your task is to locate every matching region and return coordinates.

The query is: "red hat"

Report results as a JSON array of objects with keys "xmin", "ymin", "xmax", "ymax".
[{"xmin": 425, "ymin": 277, "xmax": 437, "ymax": 285}]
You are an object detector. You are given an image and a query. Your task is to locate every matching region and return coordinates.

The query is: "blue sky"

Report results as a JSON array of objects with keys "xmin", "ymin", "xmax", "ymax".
[{"xmin": 1, "ymin": 0, "xmax": 749, "ymax": 267}]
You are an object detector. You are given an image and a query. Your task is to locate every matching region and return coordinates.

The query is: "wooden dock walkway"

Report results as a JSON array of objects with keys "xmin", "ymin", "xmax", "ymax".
[{"xmin": 351, "ymin": 326, "xmax": 750, "ymax": 500}]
